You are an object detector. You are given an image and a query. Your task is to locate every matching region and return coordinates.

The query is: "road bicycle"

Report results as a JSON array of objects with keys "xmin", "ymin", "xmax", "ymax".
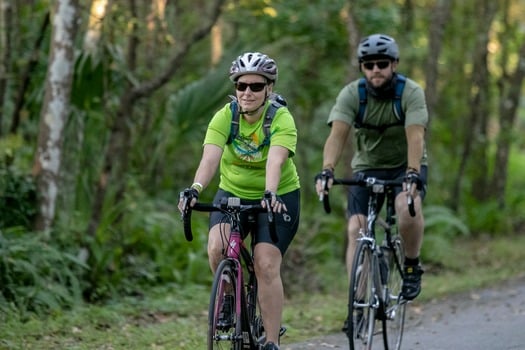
[
  {"xmin": 181, "ymin": 192, "xmax": 284, "ymax": 349},
  {"xmin": 321, "ymin": 175, "xmax": 415, "ymax": 350}
]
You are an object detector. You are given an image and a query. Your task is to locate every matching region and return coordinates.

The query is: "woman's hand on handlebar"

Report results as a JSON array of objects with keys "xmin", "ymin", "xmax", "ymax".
[
  {"xmin": 178, "ymin": 187, "xmax": 199, "ymax": 215},
  {"xmin": 262, "ymin": 190, "xmax": 287, "ymax": 213}
]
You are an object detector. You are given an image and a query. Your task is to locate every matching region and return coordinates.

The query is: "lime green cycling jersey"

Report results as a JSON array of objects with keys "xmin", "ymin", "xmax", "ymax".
[
  {"xmin": 327, "ymin": 76, "xmax": 428, "ymax": 171},
  {"xmin": 204, "ymin": 101, "xmax": 300, "ymax": 200}
]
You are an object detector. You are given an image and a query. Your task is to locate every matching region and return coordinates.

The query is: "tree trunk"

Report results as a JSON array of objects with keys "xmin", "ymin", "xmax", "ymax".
[
  {"xmin": 83, "ymin": 0, "xmax": 109, "ymax": 54},
  {"xmin": 452, "ymin": 1, "xmax": 498, "ymax": 208},
  {"xmin": 425, "ymin": 0, "xmax": 452, "ymax": 131},
  {"xmin": 33, "ymin": 0, "xmax": 79, "ymax": 231},
  {"xmin": 469, "ymin": 1, "xmax": 498, "ymax": 202}
]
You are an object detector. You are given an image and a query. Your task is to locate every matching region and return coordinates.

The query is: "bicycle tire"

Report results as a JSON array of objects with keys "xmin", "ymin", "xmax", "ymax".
[
  {"xmin": 382, "ymin": 235, "xmax": 406, "ymax": 350},
  {"xmin": 347, "ymin": 239, "xmax": 381, "ymax": 350},
  {"xmin": 208, "ymin": 259, "xmax": 243, "ymax": 350}
]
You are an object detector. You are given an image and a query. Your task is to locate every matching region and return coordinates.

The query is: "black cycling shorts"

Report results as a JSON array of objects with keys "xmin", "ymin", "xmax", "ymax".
[
  {"xmin": 209, "ymin": 188, "xmax": 300, "ymax": 256},
  {"xmin": 347, "ymin": 165, "xmax": 427, "ymax": 217}
]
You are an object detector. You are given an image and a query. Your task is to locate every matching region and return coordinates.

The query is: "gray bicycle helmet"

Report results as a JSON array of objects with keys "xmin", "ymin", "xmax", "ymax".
[
  {"xmin": 357, "ymin": 34, "xmax": 399, "ymax": 62},
  {"xmin": 229, "ymin": 52, "xmax": 278, "ymax": 82}
]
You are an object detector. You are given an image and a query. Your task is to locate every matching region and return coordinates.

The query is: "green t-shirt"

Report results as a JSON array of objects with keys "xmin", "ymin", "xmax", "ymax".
[
  {"xmin": 327, "ymin": 76, "xmax": 429, "ymax": 171},
  {"xmin": 204, "ymin": 101, "xmax": 300, "ymax": 200}
]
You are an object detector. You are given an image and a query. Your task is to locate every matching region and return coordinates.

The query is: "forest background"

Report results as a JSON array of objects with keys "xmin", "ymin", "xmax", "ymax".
[{"xmin": 0, "ymin": 0, "xmax": 524, "ymax": 345}]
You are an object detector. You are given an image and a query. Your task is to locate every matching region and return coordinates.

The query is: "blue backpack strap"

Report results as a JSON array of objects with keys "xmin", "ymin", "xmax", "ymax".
[
  {"xmin": 393, "ymin": 74, "xmax": 406, "ymax": 121},
  {"xmin": 228, "ymin": 94, "xmax": 286, "ymax": 146},
  {"xmin": 261, "ymin": 94, "xmax": 286, "ymax": 145},
  {"xmin": 227, "ymin": 96, "xmax": 239, "ymax": 145},
  {"xmin": 354, "ymin": 78, "xmax": 367, "ymax": 128},
  {"xmin": 354, "ymin": 75, "xmax": 406, "ymax": 131}
]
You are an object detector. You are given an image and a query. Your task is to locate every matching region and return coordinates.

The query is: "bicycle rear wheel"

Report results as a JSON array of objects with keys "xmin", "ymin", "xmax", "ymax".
[
  {"xmin": 347, "ymin": 239, "xmax": 381, "ymax": 350},
  {"xmin": 208, "ymin": 259, "xmax": 243, "ymax": 350},
  {"xmin": 382, "ymin": 235, "xmax": 406, "ymax": 350}
]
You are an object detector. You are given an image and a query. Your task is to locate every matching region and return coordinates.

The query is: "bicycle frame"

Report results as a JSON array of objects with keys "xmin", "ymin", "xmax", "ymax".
[
  {"xmin": 322, "ymin": 176, "xmax": 411, "ymax": 350},
  {"xmin": 225, "ymin": 215, "xmax": 259, "ymax": 346},
  {"xmin": 364, "ymin": 180, "xmax": 404, "ymax": 279},
  {"xmin": 182, "ymin": 195, "xmax": 276, "ymax": 349}
]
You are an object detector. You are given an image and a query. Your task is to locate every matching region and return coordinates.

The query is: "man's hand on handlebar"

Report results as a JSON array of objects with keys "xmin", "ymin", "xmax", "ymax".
[
  {"xmin": 404, "ymin": 169, "xmax": 422, "ymax": 217},
  {"xmin": 178, "ymin": 187, "xmax": 199, "ymax": 216},
  {"xmin": 262, "ymin": 190, "xmax": 287, "ymax": 213},
  {"xmin": 314, "ymin": 168, "xmax": 334, "ymax": 201}
]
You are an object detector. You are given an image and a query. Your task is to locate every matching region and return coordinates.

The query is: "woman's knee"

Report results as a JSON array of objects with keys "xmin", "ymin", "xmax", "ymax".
[
  {"xmin": 207, "ymin": 225, "xmax": 226, "ymax": 267},
  {"xmin": 254, "ymin": 244, "xmax": 281, "ymax": 281}
]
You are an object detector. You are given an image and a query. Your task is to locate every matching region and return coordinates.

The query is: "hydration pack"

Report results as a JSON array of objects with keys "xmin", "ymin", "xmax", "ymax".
[{"xmin": 354, "ymin": 74, "xmax": 406, "ymax": 131}]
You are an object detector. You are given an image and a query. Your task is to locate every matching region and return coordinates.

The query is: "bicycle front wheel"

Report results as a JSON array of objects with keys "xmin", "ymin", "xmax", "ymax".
[
  {"xmin": 382, "ymin": 235, "xmax": 406, "ymax": 350},
  {"xmin": 208, "ymin": 259, "xmax": 242, "ymax": 350},
  {"xmin": 347, "ymin": 239, "xmax": 381, "ymax": 350}
]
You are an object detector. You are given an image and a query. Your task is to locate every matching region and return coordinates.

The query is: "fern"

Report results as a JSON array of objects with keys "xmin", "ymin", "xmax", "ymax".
[{"xmin": 0, "ymin": 230, "xmax": 87, "ymax": 318}]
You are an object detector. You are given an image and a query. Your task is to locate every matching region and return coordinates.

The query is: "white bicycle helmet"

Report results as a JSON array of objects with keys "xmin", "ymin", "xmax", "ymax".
[
  {"xmin": 229, "ymin": 52, "xmax": 278, "ymax": 82},
  {"xmin": 357, "ymin": 34, "xmax": 399, "ymax": 62}
]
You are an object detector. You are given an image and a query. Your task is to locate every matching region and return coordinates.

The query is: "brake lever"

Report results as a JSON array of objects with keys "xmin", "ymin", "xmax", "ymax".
[{"xmin": 319, "ymin": 178, "xmax": 327, "ymax": 202}]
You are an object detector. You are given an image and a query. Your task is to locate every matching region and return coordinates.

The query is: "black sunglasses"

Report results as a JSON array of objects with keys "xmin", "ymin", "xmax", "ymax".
[
  {"xmin": 235, "ymin": 82, "xmax": 267, "ymax": 92},
  {"xmin": 362, "ymin": 60, "xmax": 391, "ymax": 70}
]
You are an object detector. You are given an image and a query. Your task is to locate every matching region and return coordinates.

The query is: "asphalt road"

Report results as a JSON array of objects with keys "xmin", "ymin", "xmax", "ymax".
[{"xmin": 283, "ymin": 275, "xmax": 525, "ymax": 350}]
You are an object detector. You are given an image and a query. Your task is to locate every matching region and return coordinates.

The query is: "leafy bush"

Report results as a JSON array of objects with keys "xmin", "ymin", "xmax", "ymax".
[
  {"xmin": 0, "ymin": 152, "xmax": 37, "ymax": 230},
  {"xmin": 0, "ymin": 229, "xmax": 88, "ymax": 319},
  {"xmin": 66, "ymin": 193, "xmax": 212, "ymax": 302},
  {"xmin": 420, "ymin": 205, "xmax": 469, "ymax": 266},
  {"xmin": 121, "ymin": 203, "xmax": 211, "ymax": 285}
]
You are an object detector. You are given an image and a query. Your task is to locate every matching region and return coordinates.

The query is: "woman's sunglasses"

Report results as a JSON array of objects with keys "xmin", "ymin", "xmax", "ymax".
[
  {"xmin": 362, "ymin": 60, "xmax": 391, "ymax": 70},
  {"xmin": 235, "ymin": 82, "xmax": 267, "ymax": 92}
]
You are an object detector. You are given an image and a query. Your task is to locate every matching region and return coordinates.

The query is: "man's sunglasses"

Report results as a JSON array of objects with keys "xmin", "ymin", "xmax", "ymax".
[
  {"xmin": 235, "ymin": 82, "xmax": 267, "ymax": 92},
  {"xmin": 362, "ymin": 60, "xmax": 391, "ymax": 70}
]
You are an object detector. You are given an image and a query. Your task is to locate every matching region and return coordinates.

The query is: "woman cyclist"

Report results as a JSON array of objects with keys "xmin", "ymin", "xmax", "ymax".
[{"xmin": 179, "ymin": 52, "xmax": 300, "ymax": 350}]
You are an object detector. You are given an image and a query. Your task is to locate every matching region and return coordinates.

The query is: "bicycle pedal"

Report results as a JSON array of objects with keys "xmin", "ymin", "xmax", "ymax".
[
  {"xmin": 279, "ymin": 326, "xmax": 287, "ymax": 336},
  {"xmin": 398, "ymin": 297, "xmax": 409, "ymax": 305},
  {"xmin": 257, "ymin": 335, "xmax": 266, "ymax": 346}
]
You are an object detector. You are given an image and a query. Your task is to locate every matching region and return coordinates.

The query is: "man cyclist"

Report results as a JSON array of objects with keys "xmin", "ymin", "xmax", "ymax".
[
  {"xmin": 314, "ymin": 34, "xmax": 428, "ymax": 330},
  {"xmin": 178, "ymin": 52, "xmax": 300, "ymax": 350}
]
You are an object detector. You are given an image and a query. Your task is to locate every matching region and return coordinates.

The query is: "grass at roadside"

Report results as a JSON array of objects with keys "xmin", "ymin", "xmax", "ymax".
[{"xmin": 1, "ymin": 234, "xmax": 524, "ymax": 349}]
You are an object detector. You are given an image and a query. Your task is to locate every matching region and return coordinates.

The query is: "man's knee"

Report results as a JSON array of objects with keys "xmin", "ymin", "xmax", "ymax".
[{"xmin": 348, "ymin": 215, "xmax": 365, "ymax": 235}]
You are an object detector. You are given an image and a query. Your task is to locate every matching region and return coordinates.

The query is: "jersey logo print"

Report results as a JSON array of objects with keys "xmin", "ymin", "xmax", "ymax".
[{"xmin": 232, "ymin": 133, "xmax": 264, "ymax": 161}]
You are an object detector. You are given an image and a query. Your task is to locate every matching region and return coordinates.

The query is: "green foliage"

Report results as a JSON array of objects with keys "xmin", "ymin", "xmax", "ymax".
[
  {"xmin": 462, "ymin": 198, "xmax": 513, "ymax": 235},
  {"xmin": 61, "ymin": 189, "xmax": 212, "ymax": 302},
  {"xmin": 120, "ymin": 196, "xmax": 211, "ymax": 285},
  {"xmin": 71, "ymin": 53, "xmax": 107, "ymax": 110},
  {"xmin": 424, "ymin": 205, "xmax": 470, "ymax": 237},
  {"xmin": 420, "ymin": 205, "xmax": 470, "ymax": 266},
  {"xmin": 0, "ymin": 229, "xmax": 87, "ymax": 319},
  {"xmin": 0, "ymin": 137, "xmax": 37, "ymax": 230},
  {"xmin": 0, "ymin": 168, "xmax": 36, "ymax": 229},
  {"xmin": 506, "ymin": 146, "xmax": 525, "ymax": 229}
]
